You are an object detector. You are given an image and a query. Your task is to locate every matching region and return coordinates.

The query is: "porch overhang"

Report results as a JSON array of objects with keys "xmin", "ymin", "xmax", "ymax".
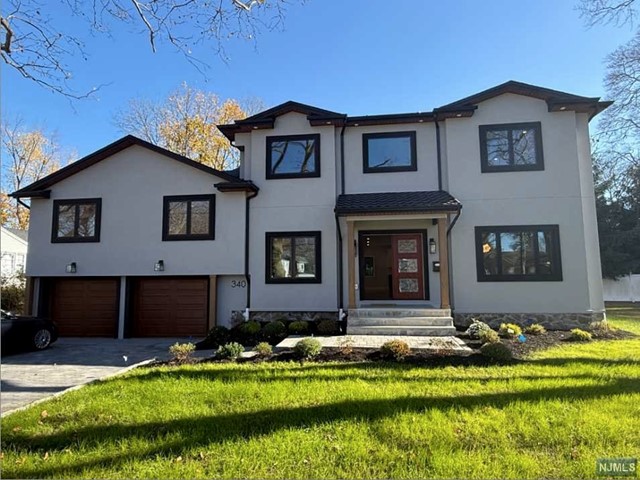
[{"xmin": 334, "ymin": 190, "xmax": 461, "ymax": 216}]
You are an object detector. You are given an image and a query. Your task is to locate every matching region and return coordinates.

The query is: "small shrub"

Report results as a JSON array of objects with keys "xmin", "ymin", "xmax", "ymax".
[
  {"xmin": 263, "ymin": 320, "xmax": 287, "ymax": 340},
  {"xmin": 254, "ymin": 342, "xmax": 273, "ymax": 358},
  {"xmin": 216, "ymin": 342, "xmax": 245, "ymax": 360},
  {"xmin": 317, "ymin": 319, "xmax": 340, "ymax": 335},
  {"xmin": 590, "ymin": 319, "xmax": 614, "ymax": 333},
  {"xmin": 480, "ymin": 342, "xmax": 513, "ymax": 362},
  {"xmin": 197, "ymin": 325, "xmax": 230, "ymax": 349},
  {"xmin": 465, "ymin": 319, "xmax": 492, "ymax": 339},
  {"xmin": 239, "ymin": 321, "xmax": 261, "ymax": 335},
  {"xmin": 498, "ymin": 323, "xmax": 522, "ymax": 338},
  {"xmin": 478, "ymin": 329, "xmax": 500, "ymax": 344},
  {"xmin": 288, "ymin": 320, "xmax": 310, "ymax": 334},
  {"xmin": 169, "ymin": 342, "xmax": 195, "ymax": 363},
  {"xmin": 380, "ymin": 340, "xmax": 411, "ymax": 361},
  {"xmin": 293, "ymin": 338, "xmax": 322, "ymax": 360},
  {"xmin": 524, "ymin": 323, "xmax": 546, "ymax": 335},
  {"xmin": 569, "ymin": 328, "xmax": 593, "ymax": 342},
  {"xmin": 338, "ymin": 336, "xmax": 355, "ymax": 355}
]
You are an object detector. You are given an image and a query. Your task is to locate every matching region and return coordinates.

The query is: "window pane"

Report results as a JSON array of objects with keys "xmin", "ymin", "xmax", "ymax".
[
  {"xmin": 481, "ymin": 232, "xmax": 498, "ymax": 275},
  {"xmin": 271, "ymin": 237, "xmax": 292, "ymax": 279},
  {"xmin": 294, "ymin": 236, "xmax": 316, "ymax": 278},
  {"xmin": 522, "ymin": 231, "xmax": 537, "ymax": 274},
  {"xmin": 190, "ymin": 200, "xmax": 210, "ymax": 235},
  {"xmin": 366, "ymin": 136, "xmax": 412, "ymax": 169},
  {"xmin": 537, "ymin": 231, "xmax": 553, "ymax": 274},
  {"xmin": 512, "ymin": 128, "xmax": 537, "ymax": 165},
  {"xmin": 500, "ymin": 232, "xmax": 523, "ymax": 274},
  {"xmin": 270, "ymin": 139, "xmax": 317, "ymax": 175},
  {"xmin": 485, "ymin": 130, "xmax": 510, "ymax": 166},
  {"xmin": 168, "ymin": 202, "xmax": 187, "ymax": 235},
  {"xmin": 77, "ymin": 204, "xmax": 96, "ymax": 237},
  {"xmin": 57, "ymin": 204, "xmax": 76, "ymax": 238}
]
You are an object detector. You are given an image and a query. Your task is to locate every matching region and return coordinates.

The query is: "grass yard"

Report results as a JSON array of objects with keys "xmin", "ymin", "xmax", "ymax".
[{"xmin": 2, "ymin": 305, "xmax": 640, "ymax": 479}]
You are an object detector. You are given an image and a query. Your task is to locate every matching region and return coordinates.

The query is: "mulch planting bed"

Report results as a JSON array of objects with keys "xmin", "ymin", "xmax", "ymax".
[{"xmin": 150, "ymin": 328, "xmax": 637, "ymax": 368}]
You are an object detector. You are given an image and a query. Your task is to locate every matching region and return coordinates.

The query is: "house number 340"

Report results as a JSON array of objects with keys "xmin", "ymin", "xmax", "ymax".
[{"xmin": 231, "ymin": 280, "xmax": 247, "ymax": 288}]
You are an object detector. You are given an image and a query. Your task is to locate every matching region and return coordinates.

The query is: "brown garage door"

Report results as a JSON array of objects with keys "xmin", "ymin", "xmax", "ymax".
[
  {"xmin": 133, "ymin": 277, "xmax": 208, "ymax": 337},
  {"xmin": 51, "ymin": 278, "xmax": 119, "ymax": 337}
]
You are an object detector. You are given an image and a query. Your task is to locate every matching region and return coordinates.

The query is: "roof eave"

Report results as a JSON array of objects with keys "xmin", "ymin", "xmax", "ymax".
[
  {"xmin": 10, "ymin": 189, "xmax": 51, "ymax": 199},
  {"xmin": 214, "ymin": 181, "xmax": 259, "ymax": 193}
]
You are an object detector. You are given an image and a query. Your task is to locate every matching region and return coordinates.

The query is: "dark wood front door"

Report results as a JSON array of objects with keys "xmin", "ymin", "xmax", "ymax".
[{"xmin": 391, "ymin": 233, "xmax": 425, "ymax": 300}]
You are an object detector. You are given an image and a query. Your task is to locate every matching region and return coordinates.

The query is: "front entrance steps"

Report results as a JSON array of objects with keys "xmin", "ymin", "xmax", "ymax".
[{"xmin": 347, "ymin": 307, "xmax": 456, "ymax": 336}]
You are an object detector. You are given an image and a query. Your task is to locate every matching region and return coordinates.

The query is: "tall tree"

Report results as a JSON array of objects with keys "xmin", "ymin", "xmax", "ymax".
[
  {"xmin": 0, "ymin": 0, "xmax": 293, "ymax": 98},
  {"xmin": 1, "ymin": 120, "xmax": 67, "ymax": 228},
  {"xmin": 115, "ymin": 84, "xmax": 261, "ymax": 170},
  {"xmin": 579, "ymin": 0, "xmax": 640, "ymax": 276}
]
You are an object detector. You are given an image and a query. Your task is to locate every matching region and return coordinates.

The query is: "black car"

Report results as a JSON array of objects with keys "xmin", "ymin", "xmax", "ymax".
[{"xmin": 1, "ymin": 309, "xmax": 59, "ymax": 354}]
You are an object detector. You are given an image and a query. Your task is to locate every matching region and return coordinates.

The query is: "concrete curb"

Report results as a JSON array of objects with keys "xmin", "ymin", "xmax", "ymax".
[{"xmin": 1, "ymin": 358, "xmax": 157, "ymax": 418}]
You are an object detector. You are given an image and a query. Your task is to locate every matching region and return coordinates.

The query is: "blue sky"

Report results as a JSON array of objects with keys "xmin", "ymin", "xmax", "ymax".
[{"xmin": 1, "ymin": 0, "xmax": 632, "ymax": 158}]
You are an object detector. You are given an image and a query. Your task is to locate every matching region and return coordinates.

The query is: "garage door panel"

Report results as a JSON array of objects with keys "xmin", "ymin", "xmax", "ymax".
[
  {"xmin": 133, "ymin": 277, "xmax": 208, "ymax": 337},
  {"xmin": 51, "ymin": 278, "xmax": 118, "ymax": 337}
]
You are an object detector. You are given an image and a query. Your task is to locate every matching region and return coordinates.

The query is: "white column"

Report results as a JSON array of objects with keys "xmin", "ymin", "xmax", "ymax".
[{"xmin": 118, "ymin": 276, "xmax": 126, "ymax": 339}]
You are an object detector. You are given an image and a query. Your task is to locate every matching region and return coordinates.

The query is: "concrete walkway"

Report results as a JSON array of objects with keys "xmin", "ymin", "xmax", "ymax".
[
  {"xmin": 1, "ymin": 337, "xmax": 204, "ymax": 415},
  {"xmin": 276, "ymin": 335, "xmax": 472, "ymax": 351}
]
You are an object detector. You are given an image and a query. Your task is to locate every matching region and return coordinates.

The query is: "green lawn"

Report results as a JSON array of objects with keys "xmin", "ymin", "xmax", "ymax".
[{"xmin": 2, "ymin": 305, "xmax": 640, "ymax": 479}]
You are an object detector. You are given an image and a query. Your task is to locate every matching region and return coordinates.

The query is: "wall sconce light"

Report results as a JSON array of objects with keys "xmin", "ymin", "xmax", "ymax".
[
  {"xmin": 154, "ymin": 260, "xmax": 165, "ymax": 272},
  {"xmin": 429, "ymin": 238, "xmax": 437, "ymax": 254},
  {"xmin": 66, "ymin": 262, "xmax": 77, "ymax": 274}
]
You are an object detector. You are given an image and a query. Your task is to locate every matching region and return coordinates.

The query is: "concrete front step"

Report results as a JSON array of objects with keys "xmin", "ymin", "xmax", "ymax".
[
  {"xmin": 348, "ymin": 316, "xmax": 454, "ymax": 327},
  {"xmin": 350, "ymin": 308, "xmax": 451, "ymax": 318},
  {"xmin": 346, "ymin": 325, "xmax": 458, "ymax": 336}
]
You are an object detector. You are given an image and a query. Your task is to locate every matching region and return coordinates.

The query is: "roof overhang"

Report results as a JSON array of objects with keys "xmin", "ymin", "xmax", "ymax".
[
  {"xmin": 214, "ymin": 181, "xmax": 259, "ymax": 193},
  {"xmin": 335, "ymin": 191, "xmax": 462, "ymax": 217}
]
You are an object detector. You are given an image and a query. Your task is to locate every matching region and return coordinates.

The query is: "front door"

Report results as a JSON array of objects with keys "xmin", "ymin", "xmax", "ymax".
[{"xmin": 391, "ymin": 233, "xmax": 425, "ymax": 300}]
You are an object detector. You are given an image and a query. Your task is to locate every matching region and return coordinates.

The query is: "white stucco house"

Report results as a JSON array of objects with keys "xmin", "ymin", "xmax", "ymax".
[
  {"xmin": 11, "ymin": 81, "xmax": 610, "ymax": 337},
  {"xmin": 1, "ymin": 226, "xmax": 28, "ymax": 277}
]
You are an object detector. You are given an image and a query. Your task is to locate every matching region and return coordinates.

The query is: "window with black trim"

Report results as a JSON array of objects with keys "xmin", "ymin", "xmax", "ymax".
[
  {"xmin": 162, "ymin": 194, "xmax": 215, "ymax": 241},
  {"xmin": 266, "ymin": 134, "xmax": 320, "ymax": 179},
  {"xmin": 479, "ymin": 122, "xmax": 543, "ymax": 172},
  {"xmin": 266, "ymin": 231, "xmax": 321, "ymax": 283},
  {"xmin": 475, "ymin": 225, "xmax": 562, "ymax": 282},
  {"xmin": 52, "ymin": 198, "xmax": 101, "ymax": 243},
  {"xmin": 363, "ymin": 131, "xmax": 417, "ymax": 173}
]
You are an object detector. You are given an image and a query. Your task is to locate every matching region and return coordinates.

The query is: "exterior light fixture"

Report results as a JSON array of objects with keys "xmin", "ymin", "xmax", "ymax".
[
  {"xmin": 429, "ymin": 238, "xmax": 437, "ymax": 254},
  {"xmin": 154, "ymin": 260, "xmax": 165, "ymax": 272},
  {"xmin": 456, "ymin": 113, "xmax": 462, "ymax": 117},
  {"xmin": 66, "ymin": 262, "xmax": 77, "ymax": 274}
]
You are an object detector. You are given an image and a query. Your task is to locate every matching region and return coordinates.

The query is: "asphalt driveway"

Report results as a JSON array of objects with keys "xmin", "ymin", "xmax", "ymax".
[{"xmin": 1, "ymin": 337, "xmax": 205, "ymax": 415}]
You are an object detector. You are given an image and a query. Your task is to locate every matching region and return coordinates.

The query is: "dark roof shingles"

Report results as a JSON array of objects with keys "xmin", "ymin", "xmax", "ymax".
[{"xmin": 335, "ymin": 191, "xmax": 461, "ymax": 215}]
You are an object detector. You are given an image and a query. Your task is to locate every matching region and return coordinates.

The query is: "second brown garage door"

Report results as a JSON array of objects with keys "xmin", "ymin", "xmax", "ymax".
[
  {"xmin": 50, "ymin": 278, "xmax": 119, "ymax": 337},
  {"xmin": 133, "ymin": 277, "xmax": 208, "ymax": 337}
]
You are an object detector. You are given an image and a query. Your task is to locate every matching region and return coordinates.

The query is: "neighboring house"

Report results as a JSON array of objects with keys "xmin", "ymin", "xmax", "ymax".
[
  {"xmin": 1, "ymin": 227, "xmax": 28, "ymax": 277},
  {"xmin": 11, "ymin": 80, "xmax": 610, "ymax": 338}
]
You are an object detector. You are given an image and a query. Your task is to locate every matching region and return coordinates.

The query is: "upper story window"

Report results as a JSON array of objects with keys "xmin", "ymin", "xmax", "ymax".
[
  {"xmin": 266, "ymin": 231, "xmax": 321, "ymax": 283},
  {"xmin": 162, "ymin": 194, "xmax": 215, "ymax": 241},
  {"xmin": 266, "ymin": 134, "xmax": 320, "ymax": 179},
  {"xmin": 363, "ymin": 131, "xmax": 417, "ymax": 173},
  {"xmin": 52, "ymin": 198, "xmax": 101, "ymax": 243},
  {"xmin": 475, "ymin": 225, "xmax": 562, "ymax": 282},
  {"xmin": 479, "ymin": 122, "xmax": 544, "ymax": 172}
]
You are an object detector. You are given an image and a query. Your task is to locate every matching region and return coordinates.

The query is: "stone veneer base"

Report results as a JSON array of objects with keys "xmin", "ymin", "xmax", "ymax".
[
  {"xmin": 231, "ymin": 310, "xmax": 338, "ymax": 328},
  {"xmin": 453, "ymin": 311, "xmax": 606, "ymax": 331}
]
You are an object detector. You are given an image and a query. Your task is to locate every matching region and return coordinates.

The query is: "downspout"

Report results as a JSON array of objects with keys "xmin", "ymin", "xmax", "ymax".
[
  {"xmin": 445, "ymin": 206, "xmax": 462, "ymax": 310},
  {"xmin": 335, "ymin": 214, "xmax": 343, "ymax": 310},
  {"xmin": 244, "ymin": 188, "xmax": 259, "ymax": 319},
  {"xmin": 435, "ymin": 114, "xmax": 443, "ymax": 191},
  {"xmin": 336, "ymin": 121, "xmax": 347, "ymax": 320},
  {"xmin": 17, "ymin": 198, "xmax": 30, "ymax": 210},
  {"xmin": 340, "ymin": 122, "xmax": 346, "ymax": 195}
]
